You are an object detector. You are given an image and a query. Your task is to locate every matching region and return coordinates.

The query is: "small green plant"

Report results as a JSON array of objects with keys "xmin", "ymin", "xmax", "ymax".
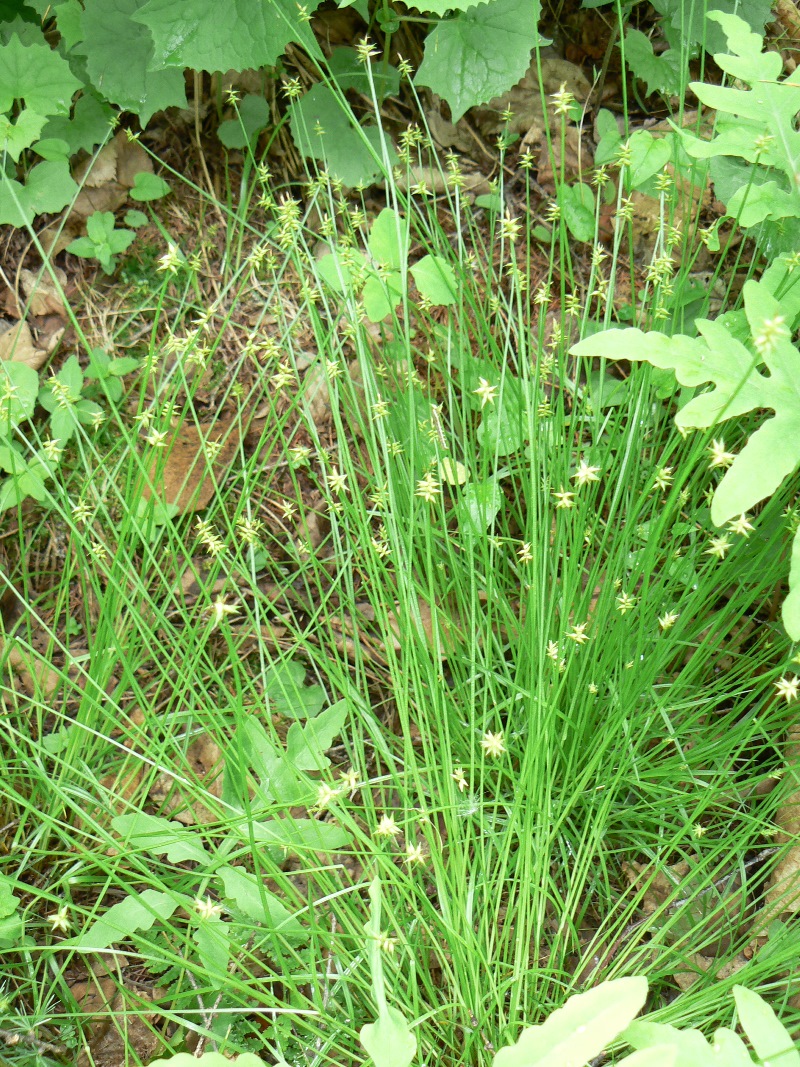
[
  {"xmin": 0, "ymin": 874, "xmax": 25, "ymax": 949},
  {"xmin": 0, "ymin": 347, "xmax": 136, "ymax": 511},
  {"xmin": 66, "ymin": 210, "xmax": 136, "ymax": 273},
  {"xmin": 316, "ymin": 206, "xmax": 457, "ymax": 322}
]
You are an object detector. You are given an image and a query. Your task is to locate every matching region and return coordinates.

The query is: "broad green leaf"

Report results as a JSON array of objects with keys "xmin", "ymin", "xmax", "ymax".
[
  {"xmin": 40, "ymin": 92, "xmax": 113, "ymax": 155},
  {"xmin": 70, "ymin": 889, "xmax": 178, "ymax": 949},
  {"xmin": 678, "ymin": 12, "xmax": 800, "ymax": 227},
  {"xmin": 726, "ymin": 181, "xmax": 800, "ymax": 228},
  {"xmin": 0, "ymin": 7, "xmax": 44, "ymax": 47},
  {"xmin": 67, "ymin": 211, "xmax": 135, "ymax": 271},
  {"xmin": 218, "ymin": 94, "xmax": 270, "ymax": 149},
  {"xmin": 0, "ymin": 876, "xmax": 19, "ymax": 918},
  {"xmin": 594, "ymin": 108, "xmax": 622, "ymax": 166},
  {"xmin": 368, "ymin": 209, "xmax": 408, "ymax": 271},
  {"xmin": 625, "ymin": 130, "xmax": 673, "ymax": 190},
  {"xmin": 415, "ymin": 0, "xmax": 548, "ymax": 123},
  {"xmin": 624, "ymin": 30, "xmax": 682, "ymax": 97},
  {"xmin": 55, "ymin": 0, "xmax": 85, "ymax": 50},
  {"xmin": 616, "ymin": 1050, "xmax": 677, "ymax": 1066},
  {"xmin": 362, "ymin": 271, "xmax": 404, "ymax": 322},
  {"xmin": 111, "ymin": 813, "xmax": 210, "ymax": 865},
  {"xmin": 0, "ymin": 33, "xmax": 82, "ymax": 115},
  {"xmin": 129, "ymin": 171, "xmax": 170, "ymax": 201},
  {"xmin": 733, "ymin": 985, "xmax": 800, "ymax": 1066},
  {"xmin": 326, "ymin": 47, "xmax": 400, "ymax": 100},
  {"xmin": 151, "ymin": 1054, "xmax": 267, "ymax": 1067},
  {"xmin": 79, "ymin": 0, "xmax": 186, "ymax": 124},
  {"xmin": 0, "ymin": 445, "xmax": 25, "ymax": 474},
  {"xmin": 0, "ymin": 361, "xmax": 39, "ymax": 433},
  {"xmin": 361, "ymin": 1006, "xmax": 418, "ymax": 1067},
  {"xmin": 439, "ymin": 457, "xmax": 468, "ymax": 485},
  {"xmin": 456, "ymin": 478, "xmax": 503, "ymax": 536},
  {"xmin": 288, "ymin": 83, "xmax": 394, "ymax": 187},
  {"xmin": 0, "ymin": 109, "xmax": 46, "ymax": 161},
  {"xmin": 493, "ymin": 977, "xmax": 648, "ymax": 1067},
  {"xmin": 49, "ymin": 405, "xmax": 80, "ymax": 444},
  {"xmin": 0, "ymin": 160, "xmax": 77, "ymax": 227},
  {"xmin": 478, "ymin": 384, "xmax": 526, "ymax": 456},
  {"xmin": 286, "ymin": 698, "xmax": 348, "ymax": 771},
  {"xmin": 250, "ymin": 815, "xmax": 352, "ymax": 852},
  {"xmin": 571, "ymin": 278, "xmax": 800, "ymax": 532},
  {"xmin": 410, "ymin": 254, "xmax": 457, "ymax": 305},
  {"xmin": 32, "ymin": 138, "xmax": 71, "ymax": 161},
  {"xmin": 109, "ymin": 356, "xmax": 140, "ymax": 375},
  {"xmin": 710, "ymin": 1027, "xmax": 755, "ymax": 1066},
  {"xmin": 316, "ymin": 247, "xmax": 367, "ymax": 295},
  {"xmin": 0, "ymin": 910, "xmax": 24, "ymax": 947},
  {"xmin": 410, "ymin": 0, "xmax": 484, "ymax": 14},
  {"xmin": 0, "ymin": 875, "xmax": 23, "ymax": 948},
  {"xmin": 218, "ymin": 866, "xmax": 307, "ymax": 942},
  {"xmin": 622, "ymin": 1021, "xmax": 715, "ymax": 1067},
  {"xmin": 134, "ymin": 0, "xmax": 323, "ymax": 71},
  {"xmin": 238, "ymin": 716, "xmax": 308, "ymax": 803},
  {"xmin": 686, "ymin": 0, "xmax": 775, "ymax": 58},
  {"xmin": 558, "ymin": 182, "xmax": 595, "ymax": 242},
  {"xmin": 124, "ymin": 209, "xmax": 148, "ymax": 228},
  {"xmin": 193, "ymin": 916, "xmax": 230, "ymax": 987}
]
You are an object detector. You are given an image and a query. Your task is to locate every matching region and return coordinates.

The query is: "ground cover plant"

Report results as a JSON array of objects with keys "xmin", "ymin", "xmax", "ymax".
[{"xmin": 2, "ymin": 1, "xmax": 800, "ymax": 1065}]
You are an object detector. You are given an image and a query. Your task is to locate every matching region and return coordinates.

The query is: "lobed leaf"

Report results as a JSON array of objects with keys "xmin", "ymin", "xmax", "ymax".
[
  {"xmin": 78, "ymin": 0, "xmax": 186, "ymax": 124},
  {"xmin": 0, "ymin": 32, "xmax": 82, "ymax": 114},
  {"xmin": 415, "ymin": 0, "xmax": 548, "ymax": 123}
]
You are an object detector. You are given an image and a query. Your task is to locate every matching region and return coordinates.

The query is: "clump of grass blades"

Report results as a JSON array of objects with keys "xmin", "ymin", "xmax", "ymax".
[{"xmin": 1, "ymin": 116, "xmax": 798, "ymax": 1065}]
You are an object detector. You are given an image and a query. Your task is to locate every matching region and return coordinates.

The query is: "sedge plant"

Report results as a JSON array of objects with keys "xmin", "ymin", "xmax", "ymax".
[{"xmin": 1, "ymin": 45, "xmax": 800, "ymax": 1067}]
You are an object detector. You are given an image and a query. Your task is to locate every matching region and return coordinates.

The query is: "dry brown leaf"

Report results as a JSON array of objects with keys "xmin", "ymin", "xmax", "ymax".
[
  {"xmin": 38, "ymin": 316, "xmax": 66, "ymax": 356},
  {"xmin": 534, "ymin": 125, "xmax": 592, "ymax": 187},
  {"xmin": 386, "ymin": 595, "xmax": 464, "ymax": 656},
  {"xmin": 425, "ymin": 108, "xmax": 473, "ymax": 152},
  {"xmin": 477, "ymin": 54, "xmax": 591, "ymax": 138},
  {"xmin": 624, "ymin": 855, "xmax": 749, "ymax": 960},
  {"xmin": 0, "ymin": 635, "xmax": 61, "ymax": 698},
  {"xmin": 391, "ymin": 164, "xmax": 490, "ymax": 198},
  {"xmin": 301, "ymin": 360, "xmax": 331, "ymax": 427},
  {"xmin": 71, "ymin": 182, "xmax": 128, "ymax": 221},
  {"xmin": 75, "ymin": 142, "xmax": 118, "ymax": 188},
  {"xmin": 114, "ymin": 135, "xmax": 153, "ymax": 188},
  {"xmin": 140, "ymin": 415, "xmax": 241, "ymax": 513},
  {"xmin": 71, "ymin": 973, "xmax": 165, "ymax": 1067},
  {"xmin": 0, "ymin": 319, "xmax": 48, "ymax": 369},
  {"xmin": 150, "ymin": 732, "xmax": 224, "ymax": 825},
  {"xmin": 72, "ymin": 132, "xmax": 153, "ymax": 191},
  {"xmin": 19, "ymin": 266, "xmax": 68, "ymax": 319}
]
